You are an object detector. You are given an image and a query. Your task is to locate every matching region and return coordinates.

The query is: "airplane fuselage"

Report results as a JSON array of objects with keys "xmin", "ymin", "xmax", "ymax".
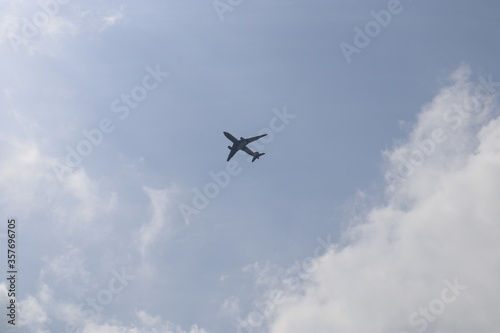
[
  {"xmin": 236, "ymin": 139, "xmax": 248, "ymax": 150},
  {"xmin": 227, "ymin": 140, "xmax": 247, "ymax": 151},
  {"xmin": 224, "ymin": 131, "xmax": 267, "ymax": 162}
]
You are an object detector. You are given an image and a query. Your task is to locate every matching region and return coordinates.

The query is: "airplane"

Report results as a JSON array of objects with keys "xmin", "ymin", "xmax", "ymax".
[{"xmin": 224, "ymin": 131, "xmax": 267, "ymax": 162}]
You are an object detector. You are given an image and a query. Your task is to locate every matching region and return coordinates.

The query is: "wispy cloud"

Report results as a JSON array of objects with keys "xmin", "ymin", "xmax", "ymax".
[
  {"xmin": 137, "ymin": 186, "xmax": 176, "ymax": 258},
  {"xmin": 80, "ymin": 311, "xmax": 209, "ymax": 333},
  {"xmin": 0, "ymin": 2, "xmax": 128, "ymax": 55},
  {"xmin": 99, "ymin": 5, "xmax": 127, "ymax": 32},
  {"xmin": 40, "ymin": 247, "xmax": 90, "ymax": 298}
]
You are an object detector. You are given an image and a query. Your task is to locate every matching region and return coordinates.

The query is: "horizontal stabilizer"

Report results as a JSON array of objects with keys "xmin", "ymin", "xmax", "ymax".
[{"xmin": 252, "ymin": 152, "xmax": 265, "ymax": 162}]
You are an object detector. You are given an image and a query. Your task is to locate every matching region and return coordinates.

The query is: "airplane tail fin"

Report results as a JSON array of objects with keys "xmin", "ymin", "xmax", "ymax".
[{"xmin": 252, "ymin": 152, "xmax": 265, "ymax": 162}]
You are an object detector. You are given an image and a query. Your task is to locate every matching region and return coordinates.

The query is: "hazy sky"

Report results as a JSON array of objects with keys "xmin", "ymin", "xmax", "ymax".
[{"xmin": 1, "ymin": 1, "xmax": 500, "ymax": 332}]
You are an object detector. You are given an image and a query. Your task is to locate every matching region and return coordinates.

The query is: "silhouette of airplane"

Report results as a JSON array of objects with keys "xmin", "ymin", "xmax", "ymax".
[{"xmin": 224, "ymin": 131, "xmax": 267, "ymax": 162}]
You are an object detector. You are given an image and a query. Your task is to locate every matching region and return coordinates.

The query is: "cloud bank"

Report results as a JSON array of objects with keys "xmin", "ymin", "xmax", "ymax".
[{"xmin": 238, "ymin": 65, "xmax": 500, "ymax": 333}]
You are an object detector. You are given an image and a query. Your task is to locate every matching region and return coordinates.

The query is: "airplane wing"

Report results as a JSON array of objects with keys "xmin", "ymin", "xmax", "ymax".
[
  {"xmin": 227, "ymin": 147, "xmax": 238, "ymax": 161},
  {"xmin": 242, "ymin": 146, "xmax": 255, "ymax": 157},
  {"xmin": 223, "ymin": 132, "xmax": 239, "ymax": 144},
  {"xmin": 246, "ymin": 133, "xmax": 267, "ymax": 144}
]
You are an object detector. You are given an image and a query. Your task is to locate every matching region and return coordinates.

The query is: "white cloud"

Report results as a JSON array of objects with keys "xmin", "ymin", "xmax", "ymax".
[
  {"xmin": 18, "ymin": 295, "xmax": 50, "ymax": 329},
  {"xmin": 242, "ymin": 262, "xmax": 284, "ymax": 289},
  {"xmin": 219, "ymin": 296, "xmax": 241, "ymax": 318},
  {"xmin": 0, "ymin": 2, "xmax": 128, "ymax": 56},
  {"xmin": 137, "ymin": 186, "xmax": 177, "ymax": 258},
  {"xmin": 51, "ymin": 168, "xmax": 118, "ymax": 229},
  {"xmin": 40, "ymin": 247, "xmax": 90, "ymax": 298},
  {"xmin": 136, "ymin": 310, "xmax": 162, "ymax": 327},
  {"xmin": 79, "ymin": 311, "xmax": 208, "ymax": 333},
  {"xmin": 0, "ymin": 1, "xmax": 77, "ymax": 56},
  {"xmin": 99, "ymin": 5, "xmax": 127, "ymax": 32},
  {"xmin": 0, "ymin": 75, "xmax": 117, "ymax": 233},
  {"xmin": 0, "ymin": 283, "xmax": 11, "ymax": 332},
  {"xmin": 0, "ymin": 138, "xmax": 47, "ymax": 210},
  {"xmin": 236, "ymin": 65, "xmax": 500, "ymax": 333},
  {"xmin": 82, "ymin": 322, "xmax": 138, "ymax": 333}
]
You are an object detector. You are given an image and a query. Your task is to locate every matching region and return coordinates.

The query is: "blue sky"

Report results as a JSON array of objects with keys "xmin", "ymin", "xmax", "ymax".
[{"xmin": 1, "ymin": 1, "xmax": 500, "ymax": 332}]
